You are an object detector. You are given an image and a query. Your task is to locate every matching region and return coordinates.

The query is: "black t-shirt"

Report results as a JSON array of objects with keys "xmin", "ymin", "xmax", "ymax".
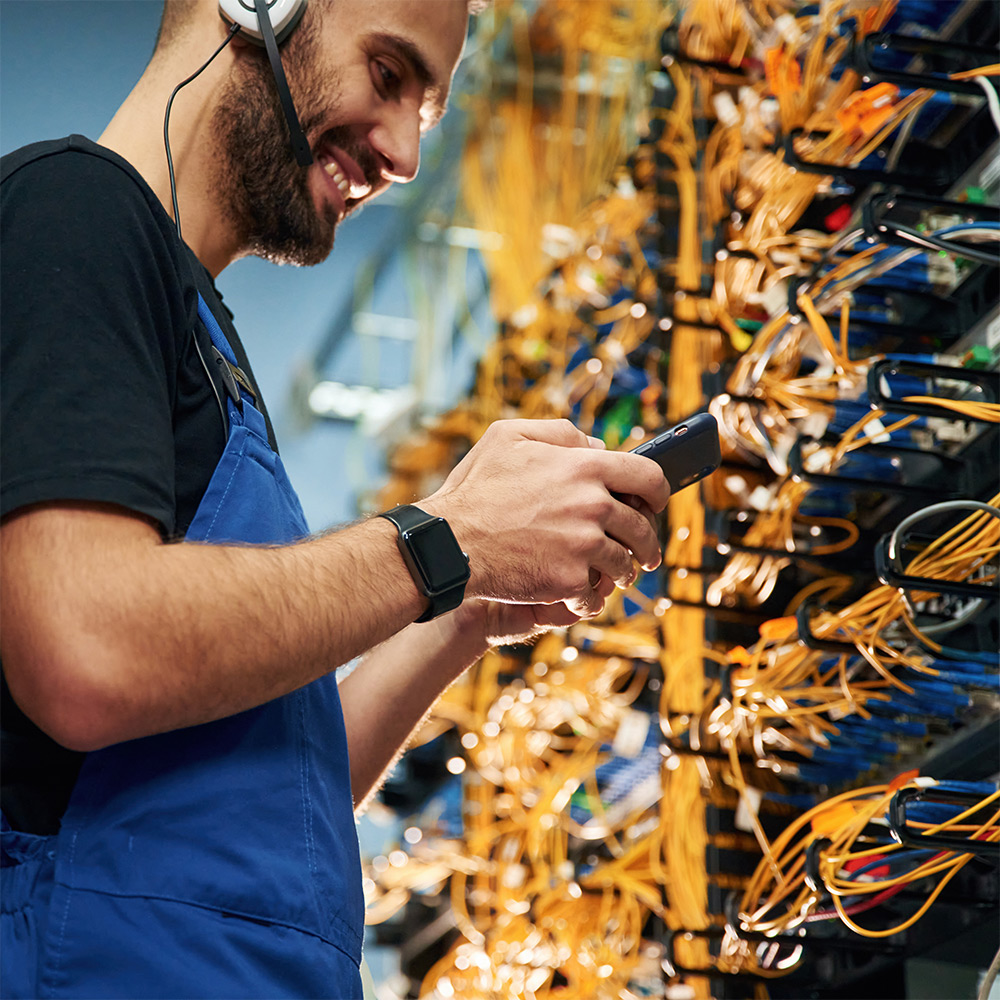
[{"xmin": 1, "ymin": 136, "xmax": 276, "ymax": 834}]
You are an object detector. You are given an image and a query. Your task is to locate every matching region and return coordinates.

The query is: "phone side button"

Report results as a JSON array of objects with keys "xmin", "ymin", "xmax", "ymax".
[{"xmin": 635, "ymin": 443, "xmax": 653, "ymax": 455}]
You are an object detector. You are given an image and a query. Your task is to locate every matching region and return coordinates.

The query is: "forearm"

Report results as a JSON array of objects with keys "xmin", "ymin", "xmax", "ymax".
[
  {"xmin": 1, "ymin": 505, "xmax": 427, "ymax": 750},
  {"xmin": 4, "ymin": 419, "xmax": 671, "ymax": 754},
  {"xmin": 339, "ymin": 601, "xmax": 491, "ymax": 810}
]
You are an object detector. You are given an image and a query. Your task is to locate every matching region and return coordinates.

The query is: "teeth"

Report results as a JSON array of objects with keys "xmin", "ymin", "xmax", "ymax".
[{"xmin": 323, "ymin": 160, "xmax": 350, "ymax": 197}]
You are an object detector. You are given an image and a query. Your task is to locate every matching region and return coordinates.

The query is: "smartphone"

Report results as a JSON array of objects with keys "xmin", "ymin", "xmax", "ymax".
[{"xmin": 630, "ymin": 412, "xmax": 721, "ymax": 495}]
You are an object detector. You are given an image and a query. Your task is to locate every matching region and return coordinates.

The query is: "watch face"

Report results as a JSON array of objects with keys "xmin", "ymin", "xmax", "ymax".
[{"xmin": 405, "ymin": 520, "xmax": 470, "ymax": 592}]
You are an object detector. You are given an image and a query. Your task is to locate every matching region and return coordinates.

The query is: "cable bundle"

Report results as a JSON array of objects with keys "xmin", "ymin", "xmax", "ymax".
[
  {"xmin": 362, "ymin": 1, "xmax": 999, "ymax": 995},
  {"xmin": 737, "ymin": 777, "xmax": 999, "ymax": 942}
]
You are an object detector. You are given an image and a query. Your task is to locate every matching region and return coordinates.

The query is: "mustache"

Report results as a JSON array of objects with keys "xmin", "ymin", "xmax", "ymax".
[{"xmin": 310, "ymin": 125, "xmax": 382, "ymax": 190}]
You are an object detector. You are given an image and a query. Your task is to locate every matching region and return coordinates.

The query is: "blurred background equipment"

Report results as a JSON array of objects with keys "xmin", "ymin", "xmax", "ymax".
[{"xmin": 361, "ymin": 1, "xmax": 1000, "ymax": 998}]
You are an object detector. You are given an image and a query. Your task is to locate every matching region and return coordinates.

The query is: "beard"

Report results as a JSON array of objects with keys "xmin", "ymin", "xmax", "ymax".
[{"xmin": 211, "ymin": 14, "xmax": 359, "ymax": 267}]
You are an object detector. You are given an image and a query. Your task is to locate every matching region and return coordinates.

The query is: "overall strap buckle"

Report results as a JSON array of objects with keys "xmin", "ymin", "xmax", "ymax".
[{"xmin": 210, "ymin": 348, "xmax": 257, "ymax": 406}]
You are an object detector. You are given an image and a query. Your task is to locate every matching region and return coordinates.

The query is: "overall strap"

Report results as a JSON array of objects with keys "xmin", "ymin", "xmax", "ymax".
[{"xmin": 196, "ymin": 292, "xmax": 258, "ymax": 407}]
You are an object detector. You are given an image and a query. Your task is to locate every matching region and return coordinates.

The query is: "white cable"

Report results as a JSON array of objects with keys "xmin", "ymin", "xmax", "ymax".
[
  {"xmin": 975, "ymin": 76, "xmax": 1000, "ymax": 134},
  {"xmin": 979, "ymin": 943, "xmax": 1000, "ymax": 1000}
]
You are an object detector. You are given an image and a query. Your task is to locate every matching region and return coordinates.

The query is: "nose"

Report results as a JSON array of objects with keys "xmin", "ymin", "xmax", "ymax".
[{"xmin": 369, "ymin": 106, "xmax": 421, "ymax": 185}]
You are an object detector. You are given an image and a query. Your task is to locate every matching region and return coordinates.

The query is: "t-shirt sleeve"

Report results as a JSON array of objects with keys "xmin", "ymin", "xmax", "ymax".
[{"xmin": 1, "ymin": 149, "xmax": 194, "ymax": 535}]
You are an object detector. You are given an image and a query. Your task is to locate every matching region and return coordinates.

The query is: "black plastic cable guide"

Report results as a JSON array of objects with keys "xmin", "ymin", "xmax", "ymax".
[
  {"xmin": 851, "ymin": 32, "xmax": 1000, "ymax": 96},
  {"xmin": 786, "ymin": 274, "xmax": 809, "ymax": 317},
  {"xmin": 658, "ymin": 25, "xmax": 749, "ymax": 75},
  {"xmin": 652, "ymin": 583, "xmax": 776, "ymax": 623},
  {"xmin": 655, "ymin": 269, "xmax": 717, "ymax": 300},
  {"xmin": 864, "ymin": 282, "xmax": 972, "ymax": 325},
  {"xmin": 704, "ymin": 522, "xmax": 867, "ymax": 566},
  {"xmin": 650, "ymin": 312, "xmax": 727, "ymax": 337},
  {"xmin": 858, "ymin": 191, "xmax": 1000, "ymax": 267},
  {"xmin": 661, "ymin": 925, "xmax": 780, "ymax": 981},
  {"xmin": 802, "ymin": 833, "xmax": 916, "ymax": 899},
  {"xmin": 847, "ymin": 288, "xmax": 991, "ymax": 343},
  {"xmin": 795, "ymin": 596, "xmax": 859, "ymax": 655},
  {"xmin": 788, "ymin": 432, "xmax": 971, "ymax": 499},
  {"xmin": 782, "ymin": 128, "xmax": 955, "ymax": 192},
  {"xmin": 661, "ymin": 737, "xmax": 732, "ymax": 764},
  {"xmin": 663, "ymin": 916, "xmax": 902, "ymax": 982},
  {"xmin": 803, "ymin": 836, "xmax": 834, "ymax": 893},
  {"xmin": 861, "ymin": 189, "xmax": 998, "ymax": 236},
  {"xmin": 796, "ymin": 245, "xmax": 996, "ymax": 340},
  {"xmin": 867, "ymin": 357, "xmax": 1000, "ymax": 422},
  {"xmin": 705, "ymin": 531, "xmax": 811, "ymax": 562},
  {"xmin": 805, "ymin": 844, "xmax": 996, "ymax": 910},
  {"xmin": 874, "ymin": 532, "xmax": 999, "ymax": 604},
  {"xmin": 888, "ymin": 785, "xmax": 1000, "ymax": 861},
  {"xmin": 661, "ymin": 726, "xmax": 794, "ymax": 770}
]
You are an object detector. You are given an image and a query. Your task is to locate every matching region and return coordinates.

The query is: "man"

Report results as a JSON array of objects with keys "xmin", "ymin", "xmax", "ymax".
[{"xmin": 0, "ymin": 1, "xmax": 670, "ymax": 996}]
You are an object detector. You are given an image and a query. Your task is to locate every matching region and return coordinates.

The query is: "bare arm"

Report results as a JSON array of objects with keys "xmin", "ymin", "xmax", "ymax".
[
  {"xmin": 340, "ymin": 597, "xmax": 581, "ymax": 810},
  {"xmin": 0, "ymin": 501, "xmax": 427, "ymax": 751},
  {"xmin": 1, "ymin": 419, "xmax": 669, "ymax": 764}
]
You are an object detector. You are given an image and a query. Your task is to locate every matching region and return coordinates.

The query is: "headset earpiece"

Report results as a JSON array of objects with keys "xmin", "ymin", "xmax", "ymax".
[{"xmin": 217, "ymin": 0, "xmax": 306, "ymax": 46}]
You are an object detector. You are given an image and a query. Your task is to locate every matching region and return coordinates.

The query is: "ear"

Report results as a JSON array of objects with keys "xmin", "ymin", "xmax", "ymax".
[{"xmin": 228, "ymin": 31, "xmax": 256, "ymax": 52}]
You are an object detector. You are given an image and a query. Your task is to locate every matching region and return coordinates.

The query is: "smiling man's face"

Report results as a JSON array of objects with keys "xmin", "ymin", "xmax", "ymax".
[{"xmin": 212, "ymin": 0, "xmax": 468, "ymax": 266}]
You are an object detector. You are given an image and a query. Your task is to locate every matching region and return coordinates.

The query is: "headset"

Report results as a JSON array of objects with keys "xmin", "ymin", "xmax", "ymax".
[
  {"xmin": 164, "ymin": 0, "xmax": 314, "ymax": 434},
  {"xmin": 217, "ymin": 0, "xmax": 313, "ymax": 167},
  {"xmin": 165, "ymin": 0, "xmax": 314, "ymax": 244}
]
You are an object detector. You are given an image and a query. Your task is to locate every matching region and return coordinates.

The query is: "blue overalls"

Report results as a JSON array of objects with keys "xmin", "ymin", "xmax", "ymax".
[{"xmin": 1, "ymin": 296, "xmax": 365, "ymax": 998}]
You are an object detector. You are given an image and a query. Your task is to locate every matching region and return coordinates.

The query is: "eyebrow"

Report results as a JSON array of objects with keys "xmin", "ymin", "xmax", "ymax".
[{"xmin": 370, "ymin": 32, "xmax": 449, "ymax": 129}]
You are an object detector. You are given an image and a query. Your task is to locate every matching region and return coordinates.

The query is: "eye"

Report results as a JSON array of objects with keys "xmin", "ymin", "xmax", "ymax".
[{"xmin": 374, "ymin": 60, "xmax": 402, "ymax": 95}]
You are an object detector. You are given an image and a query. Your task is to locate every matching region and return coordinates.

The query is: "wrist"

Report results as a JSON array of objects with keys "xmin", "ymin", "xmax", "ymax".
[
  {"xmin": 432, "ymin": 598, "xmax": 491, "ymax": 653},
  {"xmin": 418, "ymin": 493, "xmax": 488, "ymax": 598},
  {"xmin": 377, "ymin": 503, "xmax": 470, "ymax": 622}
]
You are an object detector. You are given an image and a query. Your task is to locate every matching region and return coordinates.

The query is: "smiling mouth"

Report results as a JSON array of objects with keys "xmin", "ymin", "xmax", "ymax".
[{"xmin": 321, "ymin": 157, "xmax": 372, "ymax": 206}]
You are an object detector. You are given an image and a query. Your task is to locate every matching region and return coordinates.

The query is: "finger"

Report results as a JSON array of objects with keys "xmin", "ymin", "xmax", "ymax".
[
  {"xmin": 598, "ymin": 452, "xmax": 672, "ymax": 512},
  {"xmin": 629, "ymin": 496, "xmax": 658, "ymax": 524},
  {"xmin": 576, "ymin": 536, "xmax": 632, "ymax": 591},
  {"xmin": 614, "ymin": 494, "xmax": 660, "ymax": 536},
  {"xmin": 564, "ymin": 592, "xmax": 606, "ymax": 618},
  {"xmin": 531, "ymin": 603, "xmax": 583, "ymax": 629},
  {"xmin": 564, "ymin": 570, "xmax": 610, "ymax": 618},
  {"xmin": 595, "ymin": 571, "xmax": 617, "ymax": 599},
  {"xmin": 589, "ymin": 565, "xmax": 622, "ymax": 596},
  {"xmin": 598, "ymin": 504, "xmax": 662, "ymax": 574},
  {"xmin": 500, "ymin": 417, "xmax": 596, "ymax": 449}
]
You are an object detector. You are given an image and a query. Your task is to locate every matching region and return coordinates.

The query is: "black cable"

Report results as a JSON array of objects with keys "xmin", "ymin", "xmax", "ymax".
[
  {"xmin": 163, "ymin": 22, "xmax": 241, "ymax": 240},
  {"xmin": 193, "ymin": 328, "xmax": 229, "ymax": 439},
  {"xmin": 162, "ymin": 24, "xmax": 240, "ymax": 437}
]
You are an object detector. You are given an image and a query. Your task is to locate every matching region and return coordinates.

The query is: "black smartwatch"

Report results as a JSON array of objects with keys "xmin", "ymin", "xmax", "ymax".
[{"xmin": 378, "ymin": 505, "xmax": 471, "ymax": 622}]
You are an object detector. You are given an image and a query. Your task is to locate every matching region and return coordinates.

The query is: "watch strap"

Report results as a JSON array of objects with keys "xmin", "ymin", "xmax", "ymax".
[{"xmin": 378, "ymin": 504, "xmax": 470, "ymax": 622}]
